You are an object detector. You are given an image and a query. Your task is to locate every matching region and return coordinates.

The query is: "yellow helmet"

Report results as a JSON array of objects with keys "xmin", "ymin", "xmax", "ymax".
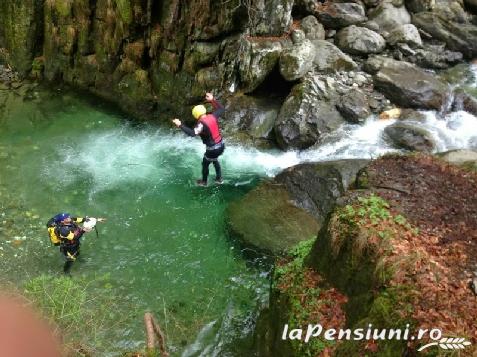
[{"xmin": 192, "ymin": 105, "xmax": 207, "ymax": 119}]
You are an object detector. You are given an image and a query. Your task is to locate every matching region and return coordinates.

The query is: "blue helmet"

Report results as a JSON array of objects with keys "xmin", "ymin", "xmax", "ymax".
[{"xmin": 54, "ymin": 213, "xmax": 71, "ymax": 223}]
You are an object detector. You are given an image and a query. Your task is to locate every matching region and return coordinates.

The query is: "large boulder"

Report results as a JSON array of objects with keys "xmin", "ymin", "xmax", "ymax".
[
  {"xmin": 226, "ymin": 182, "xmax": 319, "ymax": 255},
  {"xmin": 275, "ymin": 160, "xmax": 370, "ymax": 223},
  {"xmin": 252, "ymin": 0, "xmax": 294, "ymax": 36},
  {"xmin": 374, "ymin": 59, "xmax": 449, "ymax": 110},
  {"xmin": 368, "ymin": 2, "xmax": 411, "ymax": 33},
  {"xmin": 384, "ymin": 123, "xmax": 436, "ymax": 152},
  {"xmin": 336, "ymin": 26, "xmax": 386, "ymax": 56},
  {"xmin": 238, "ymin": 39, "xmax": 283, "ymax": 93},
  {"xmin": 316, "ymin": 2, "xmax": 367, "ymax": 29},
  {"xmin": 387, "ymin": 24, "xmax": 423, "ymax": 48},
  {"xmin": 311, "ymin": 40, "xmax": 358, "ymax": 73},
  {"xmin": 336, "ymin": 90, "xmax": 371, "ymax": 123},
  {"xmin": 300, "ymin": 15, "xmax": 326, "ymax": 40},
  {"xmin": 279, "ymin": 31, "xmax": 315, "ymax": 81},
  {"xmin": 274, "ymin": 76, "xmax": 345, "ymax": 150},
  {"xmin": 412, "ymin": 12, "xmax": 477, "ymax": 59}
]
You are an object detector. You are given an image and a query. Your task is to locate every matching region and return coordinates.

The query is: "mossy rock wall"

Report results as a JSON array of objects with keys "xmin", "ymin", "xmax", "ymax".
[
  {"xmin": 0, "ymin": 0, "xmax": 43, "ymax": 74},
  {"xmin": 0, "ymin": 0, "xmax": 246, "ymax": 121}
]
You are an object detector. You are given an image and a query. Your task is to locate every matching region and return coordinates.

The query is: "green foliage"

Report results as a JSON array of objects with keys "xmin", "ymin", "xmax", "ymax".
[
  {"xmin": 274, "ymin": 239, "xmax": 335, "ymax": 356},
  {"xmin": 23, "ymin": 274, "xmax": 128, "ymax": 352},
  {"xmin": 338, "ymin": 194, "xmax": 408, "ymax": 234},
  {"xmin": 275, "ymin": 238, "xmax": 315, "ymax": 279},
  {"xmin": 24, "ymin": 275, "xmax": 87, "ymax": 330}
]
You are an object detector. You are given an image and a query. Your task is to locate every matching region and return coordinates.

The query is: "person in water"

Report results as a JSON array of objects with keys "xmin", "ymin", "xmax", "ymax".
[
  {"xmin": 47, "ymin": 213, "xmax": 105, "ymax": 274},
  {"xmin": 172, "ymin": 92, "xmax": 225, "ymax": 186}
]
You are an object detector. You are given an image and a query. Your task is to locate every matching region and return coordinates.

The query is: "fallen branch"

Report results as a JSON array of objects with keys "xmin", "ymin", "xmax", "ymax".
[{"xmin": 144, "ymin": 312, "xmax": 169, "ymax": 357}]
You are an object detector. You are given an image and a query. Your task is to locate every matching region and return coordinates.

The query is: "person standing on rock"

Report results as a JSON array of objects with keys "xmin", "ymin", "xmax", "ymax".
[{"xmin": 172, "ymin": 92, "xmax": 225, "ymax": 186}]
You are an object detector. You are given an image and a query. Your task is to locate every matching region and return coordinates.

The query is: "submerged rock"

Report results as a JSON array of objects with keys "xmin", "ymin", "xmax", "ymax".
[
  {"xmin": 226, "ymin": 182, "xmax": 319, "ymax": 255},
  {"xmin": 384, "ymin": 122, "xmax": 436, "ymax": 152}
]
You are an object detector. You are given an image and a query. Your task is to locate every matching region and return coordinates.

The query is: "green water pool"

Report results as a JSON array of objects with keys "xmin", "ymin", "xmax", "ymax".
[{"xmin": 0, "ymin": 86, "xmax": 274, "ymax": 356}]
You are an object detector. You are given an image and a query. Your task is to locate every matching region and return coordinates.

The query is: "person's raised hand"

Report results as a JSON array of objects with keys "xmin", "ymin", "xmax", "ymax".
[
  {"xmin": 172, "ymin": 118, "xmax": 182, "ymax": 127},
  {"xmin": 97, "ymin": 218, "xmax": 106, "ymax": 223},
  {"xmin": 205, "ymin": 92, "xmax": 214, "ymax": 102}
]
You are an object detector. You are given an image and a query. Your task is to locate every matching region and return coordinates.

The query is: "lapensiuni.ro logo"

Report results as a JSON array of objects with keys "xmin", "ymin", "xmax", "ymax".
[{"xmin": 282, "ymin": 324, "xmax": 472, "ymax": 352}]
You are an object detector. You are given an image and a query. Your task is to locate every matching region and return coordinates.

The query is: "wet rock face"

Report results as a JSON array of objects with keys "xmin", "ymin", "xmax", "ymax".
[
  {"xmin": 384, "ymin": 122, "xmax": 436, "ymax": 152},
  {"xmin": 0, "ymin": 0, "xmax": 43, "ymax": 74},
  {"xmin": 336, "ymin": 25, "xmax": 386, "ymax": 55},
  {"xmin": 373, "ymin": 59, "xmax": 449, "ymax": 110},
  {"xmin": 336, "ymin": 90, "xmax": 371, "ymax": 123}
]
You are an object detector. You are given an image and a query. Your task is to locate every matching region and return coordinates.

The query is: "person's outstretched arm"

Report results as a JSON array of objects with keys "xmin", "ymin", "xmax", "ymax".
[
  {"xmin": 206, "ymin": 93, "xmax": 224, "ymax": 119},
  {"xmin": 172, "ymin": 119, "xmax": 203, "ymax": 136}
]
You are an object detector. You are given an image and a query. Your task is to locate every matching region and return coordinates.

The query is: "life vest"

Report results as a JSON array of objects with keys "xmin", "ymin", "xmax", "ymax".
[
  {"xmin": 46, "ymin": 215, "xmax": 82, "ymax": 246},
  {"xmin": 199, "ymin": 114, "xmax": 222, "ymax": 146}
]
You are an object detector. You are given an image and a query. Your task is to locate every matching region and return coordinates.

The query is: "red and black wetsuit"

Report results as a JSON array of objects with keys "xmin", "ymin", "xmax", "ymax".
[{"xmin": 180, "ymin": 99, "xmax": 225, "ymax": 182}]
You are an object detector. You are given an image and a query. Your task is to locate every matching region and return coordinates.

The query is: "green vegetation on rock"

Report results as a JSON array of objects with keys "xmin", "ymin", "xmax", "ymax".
[{"xmin": 274, "ymin": 239, "xmax": 337, "ymax": 357}]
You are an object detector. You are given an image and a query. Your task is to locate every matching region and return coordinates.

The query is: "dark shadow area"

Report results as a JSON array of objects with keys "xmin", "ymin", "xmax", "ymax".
[{"xmin": 250, "ymin": 64, "xmax": 295, "ymax": 100}]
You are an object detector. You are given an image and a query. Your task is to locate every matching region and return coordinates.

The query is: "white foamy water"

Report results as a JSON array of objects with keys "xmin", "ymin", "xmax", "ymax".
[
  {"xmin": 48, "ymin": 107, "xmax": 476, "ymax": 192},
  {"xmin": 45, "ymin": 63, "xmax": 477, "ymax": 190}
]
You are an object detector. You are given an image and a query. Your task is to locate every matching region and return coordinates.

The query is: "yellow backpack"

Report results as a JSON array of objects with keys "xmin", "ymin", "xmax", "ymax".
[{"xmin": 46, "ymin": 218, "xmax": 61, "ymax": 246}]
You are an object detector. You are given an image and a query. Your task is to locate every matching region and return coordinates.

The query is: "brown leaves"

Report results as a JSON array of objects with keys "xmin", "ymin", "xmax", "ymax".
[{"xmin": 362, "ymin": 155, "xmax": 477, "ymax": 351}]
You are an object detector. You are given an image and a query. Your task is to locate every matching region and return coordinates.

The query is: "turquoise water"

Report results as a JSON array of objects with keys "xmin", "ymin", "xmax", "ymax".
[{"xmin": 0, "ymin": 86, "xmax": 274, "ymax": 356}]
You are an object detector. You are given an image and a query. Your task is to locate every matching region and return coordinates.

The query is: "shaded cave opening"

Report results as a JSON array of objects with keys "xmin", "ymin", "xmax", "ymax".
[{"xmin": 249, "ymin": 64, "xmax": 295, "ymax": 101}]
